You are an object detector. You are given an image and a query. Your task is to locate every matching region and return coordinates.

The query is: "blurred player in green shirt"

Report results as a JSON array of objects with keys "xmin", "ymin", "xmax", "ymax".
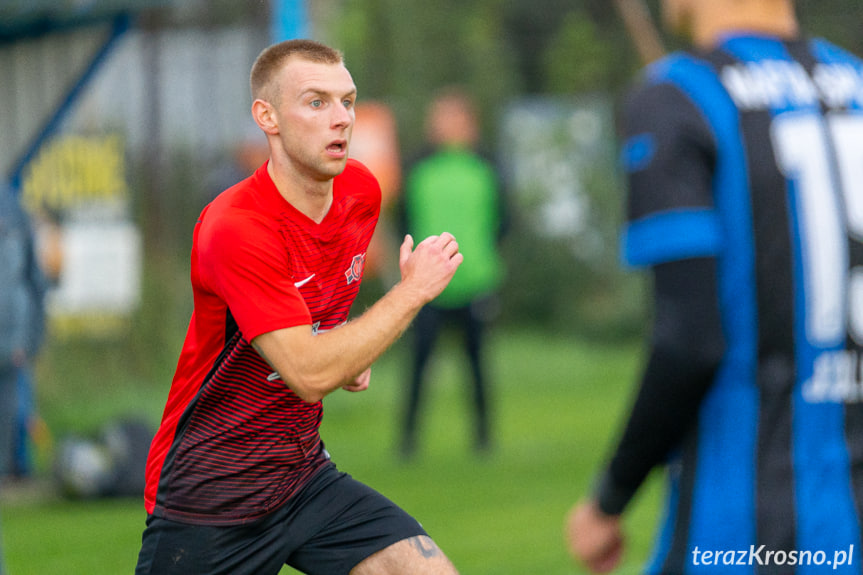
[{"xmin": 399, "ymin": 88, "xmax": 507, "ymax": 458}]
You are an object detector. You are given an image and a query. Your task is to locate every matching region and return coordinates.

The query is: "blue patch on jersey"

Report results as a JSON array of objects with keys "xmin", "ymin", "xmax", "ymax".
[
  {"xmin": 621, "ymin": 133, "xmax": 655, "ymax": 173},
  {"xmin": 623, "ymin": 208, "xmax": 723, "ymax": 268}
]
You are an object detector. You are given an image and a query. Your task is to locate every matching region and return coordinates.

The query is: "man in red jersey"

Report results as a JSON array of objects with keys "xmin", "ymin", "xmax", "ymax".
[{"xmin": 135, "ymin": 39, "xmax": 462, "ymax": 575}]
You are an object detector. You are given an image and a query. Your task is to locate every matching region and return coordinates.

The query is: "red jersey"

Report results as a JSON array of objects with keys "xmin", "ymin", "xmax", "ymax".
[{"xmin": 143, "ymin": 160, "xmax": 380, "ymax": 525}]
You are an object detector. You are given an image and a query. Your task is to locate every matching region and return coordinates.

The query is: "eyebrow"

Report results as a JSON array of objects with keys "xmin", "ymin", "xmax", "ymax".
[{"xmin": 301, "ymin": 87, "xmax": 357, "ymax": 100}]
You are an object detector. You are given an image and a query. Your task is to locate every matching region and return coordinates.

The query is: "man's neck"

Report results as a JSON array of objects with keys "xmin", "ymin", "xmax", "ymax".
[
  {"xmin": 692, "ymin": 0, "xmax": 799, "ymax": 49},
  {"xmin": 267, "ymin": 159, "xmax": 333, "ymax": 224}
]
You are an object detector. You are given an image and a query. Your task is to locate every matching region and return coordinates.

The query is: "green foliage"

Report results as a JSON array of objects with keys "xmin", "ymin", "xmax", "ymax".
[
  {"xmin": 334, "ymin": 0, "xmax": 520, "ymax": 156},
  {"xmin": 543, "ymin": 11, "xmax": 619, "ymax": 94},
  {"xmin": 490, "ymin": 90, "xmax": 647, "ymax": 338},
  {"xmin": 797, "ymin": 0, "xmax": 863, "ymax": 55},
  {"xmin": 498, "ymin": 231, "xmax": 648, "ymax": 339},
  {"xmin": 326, "ymin": 1, "xmax": 650, "ymax": 338},
  {"xmin": 33, "ymin": 259, "xmax": 186, "ymax": 439},
  {"xmin": 35, "ymin": 152, "xmax": 205, "ymax": 438}
]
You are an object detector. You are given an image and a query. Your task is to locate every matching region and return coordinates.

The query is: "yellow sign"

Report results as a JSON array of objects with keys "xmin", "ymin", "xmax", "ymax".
[
  {"xmin": 20, "ymin": 134, "xmax": 128, "ymax": 212},
  {"xmin": 18, "ymin": 132, "xmax": 140, "ymax": 337}
]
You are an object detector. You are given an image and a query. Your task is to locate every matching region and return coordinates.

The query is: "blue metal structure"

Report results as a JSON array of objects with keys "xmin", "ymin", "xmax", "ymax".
[
  {"xmin": 7, "ymin": 12, "xmax": 132, "ymax": 192},
  {"xmin": 3, "ymin": 0, "xmax": 307, "ymax": 192},
  {"xmin": 270, "ymin": 0, "xmax": 308, "ymax": 42},
  {"xmin": 0, "ymin": 2, "xmax": 171, "ymax": 192}
]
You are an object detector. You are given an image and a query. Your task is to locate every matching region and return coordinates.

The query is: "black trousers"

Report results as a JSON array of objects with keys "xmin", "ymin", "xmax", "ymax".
[{"xmin": 401, "ymin": 301, "xmax": 492, "ymax": 455}]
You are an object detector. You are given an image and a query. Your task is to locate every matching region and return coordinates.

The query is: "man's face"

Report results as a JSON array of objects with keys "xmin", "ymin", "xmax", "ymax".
[
  {"xmin": 270, "ymin": 58, "xmax": 357, "ymax": 182},
  {"xmin": 428, "ymin": 98, "xmax": 478, "ymax": 148}
]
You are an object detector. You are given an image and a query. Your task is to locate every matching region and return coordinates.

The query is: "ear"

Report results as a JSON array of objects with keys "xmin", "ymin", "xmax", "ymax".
[{"xmin": 252, "ymin": 99, "xmax": 279, "ymax": 135}]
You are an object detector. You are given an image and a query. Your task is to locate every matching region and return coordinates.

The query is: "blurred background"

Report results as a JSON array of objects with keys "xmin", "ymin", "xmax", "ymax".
[{"xmin": 1, "ymin": 1, "xmax": 862, "ymax": 573}]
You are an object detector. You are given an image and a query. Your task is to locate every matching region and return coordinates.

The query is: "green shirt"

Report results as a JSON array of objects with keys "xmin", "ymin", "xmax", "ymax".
[{"xmin": 404, "ymin": 147, "xmax": 504, "ymax": 307}]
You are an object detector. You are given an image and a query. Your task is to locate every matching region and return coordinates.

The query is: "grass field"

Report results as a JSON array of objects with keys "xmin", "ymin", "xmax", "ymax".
[{"xmin": 1, "ymin": 328, "xmax": 664, "ymax": 574}]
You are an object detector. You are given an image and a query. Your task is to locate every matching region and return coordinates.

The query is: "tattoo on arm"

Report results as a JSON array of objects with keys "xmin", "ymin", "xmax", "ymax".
[{"xmin": 410, "ymin": 536, "xmax": 442, "ymax": 559}]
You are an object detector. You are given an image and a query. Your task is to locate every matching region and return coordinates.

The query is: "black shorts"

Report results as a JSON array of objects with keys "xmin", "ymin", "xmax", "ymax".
[{"xmin": 135, "ymin": 463, "xmax": 428, "ymax": 575}]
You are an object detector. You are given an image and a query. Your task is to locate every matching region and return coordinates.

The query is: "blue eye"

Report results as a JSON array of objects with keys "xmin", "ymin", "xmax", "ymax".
[{"xmin": 311, "ymin": 100, "xmax": 323, "ymax": 108}]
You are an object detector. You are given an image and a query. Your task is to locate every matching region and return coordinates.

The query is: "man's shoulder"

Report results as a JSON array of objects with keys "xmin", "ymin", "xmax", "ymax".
[
  {"xmin": 630, "ymin": 50, "xmax": 718, "ymax": 94},
  {"xmin": 624, "ymin": 55, "xmax": 702, "ymax": 120},
  {"xmin": 624, "ymin": 49, "xmax": 737, "ymax": 128},
  {"xmin": 198, "ymin": 183, "xmax": 279, "ymax": 251}
]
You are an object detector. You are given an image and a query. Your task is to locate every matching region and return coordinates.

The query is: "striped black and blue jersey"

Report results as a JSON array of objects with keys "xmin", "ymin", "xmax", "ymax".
[{"xmin": 603, "ymin": 35, "xmax": 863, "ymax": 574}]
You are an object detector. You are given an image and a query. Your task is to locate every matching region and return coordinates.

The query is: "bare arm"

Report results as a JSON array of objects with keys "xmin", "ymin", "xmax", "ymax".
[{"xmin": 253, "ymin": 233, "xmax": 462, "ymax": 403}]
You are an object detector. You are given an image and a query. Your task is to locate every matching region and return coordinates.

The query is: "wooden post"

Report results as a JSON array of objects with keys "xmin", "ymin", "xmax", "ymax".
[{"xmin": 613, "ymin": 0, "xmax": 666, "ymax": 64}]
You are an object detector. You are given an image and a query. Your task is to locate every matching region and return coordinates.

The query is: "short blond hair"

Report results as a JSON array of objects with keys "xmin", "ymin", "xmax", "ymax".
[{"xmin": 250, "ymin": 39, "xmax": 344, "ymax": 104}]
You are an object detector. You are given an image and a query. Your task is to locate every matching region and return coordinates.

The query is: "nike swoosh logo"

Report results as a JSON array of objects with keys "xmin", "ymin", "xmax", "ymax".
[{"xmin": 294, "ymin": 274, "xmax": 315, "ymax": 288}]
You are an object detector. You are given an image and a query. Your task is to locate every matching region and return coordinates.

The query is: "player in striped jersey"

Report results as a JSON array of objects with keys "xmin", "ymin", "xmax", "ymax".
[
  {"xmin": 135, "ymin": 40, "xmax": 462, "ymax": 575},
  {"xmin": 567, "ymin": 0, "xmax": 863, "ymax": 573}
]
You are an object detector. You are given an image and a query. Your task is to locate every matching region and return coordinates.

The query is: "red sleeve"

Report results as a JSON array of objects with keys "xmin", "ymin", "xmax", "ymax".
[{"xmin": 197, "ymin": 208, "xmax": 312, "ymax": 341}]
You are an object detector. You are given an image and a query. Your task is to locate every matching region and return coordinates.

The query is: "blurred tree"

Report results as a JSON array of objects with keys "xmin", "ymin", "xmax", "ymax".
[
  {"xmin": 501, "ymin": 0, "xmax": 577, "ymax": 93},
  {"xmin": 327, "ymin": 0, "xmax": 655, "ymax": 149},
  {"xmin": 333, "ymin": 0, "xmax": 518, "ymax": 156},
  {"xmin": 797, "ymin": 0, "xmax": 863, "ymax": 54},
  {"xmin": 542, "ymin": 10, "xmax": 620, "ymax": 94},
  {"xmin": 320, "ymin": 0, "xmax": 863, "ymax": 334},
  {"xmin": 325, "ymin": 0, "xmax": 648, "ymax": 335}
]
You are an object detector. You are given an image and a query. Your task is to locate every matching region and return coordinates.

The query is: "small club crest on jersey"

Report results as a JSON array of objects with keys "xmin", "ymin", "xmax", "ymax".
[{"xmin": 345, "ymin": 253, "xmax": 366, "ymax": 285}]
